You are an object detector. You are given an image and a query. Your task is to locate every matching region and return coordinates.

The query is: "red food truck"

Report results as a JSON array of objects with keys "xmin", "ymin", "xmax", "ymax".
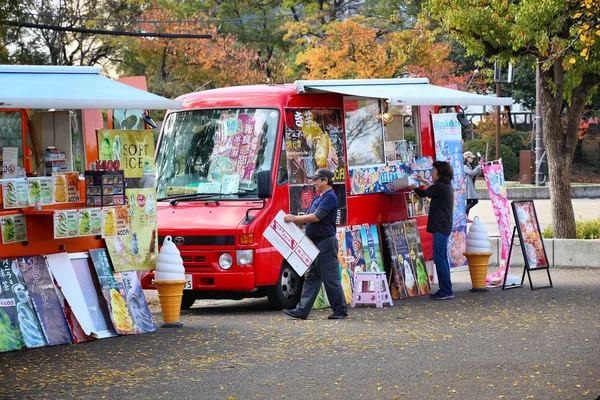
[{"xmin": 140, "ymin": 78, "xmax": 508, "ymax": 310}]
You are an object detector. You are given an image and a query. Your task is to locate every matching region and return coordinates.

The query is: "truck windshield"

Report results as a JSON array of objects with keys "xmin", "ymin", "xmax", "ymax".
[{"xmin": 156, "ymin": 108, "xmax": 279, "ymax": 200}]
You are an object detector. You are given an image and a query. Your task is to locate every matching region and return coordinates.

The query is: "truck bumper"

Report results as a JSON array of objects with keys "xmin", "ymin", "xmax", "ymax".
[{"xmin": 141, "ymin": 270, "xmax": 256, "ymax": 292}]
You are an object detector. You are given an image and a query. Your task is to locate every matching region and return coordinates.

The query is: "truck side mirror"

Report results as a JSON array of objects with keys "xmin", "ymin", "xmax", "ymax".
[{"xmin": 257, "ymin": 170, "xmax": 272, "ymax": 199}]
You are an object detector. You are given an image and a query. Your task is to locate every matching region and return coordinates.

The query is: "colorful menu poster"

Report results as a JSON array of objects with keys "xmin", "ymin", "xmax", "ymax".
[
  {"xmin": 207, "ymin": 113, "xmax": 261, "ymax": 185},
  {"xmin": 403, "ymin": 220, "xmax": 431, "ymax": 295},
  {"xmin": 1, "ymin": 259, "xmax": 46, "ymax": 349},
  {"xmin": 78, "ymin": 208, "xmax": 103, "ymax": 236},
  {"xmin": 385, "ymin": 222, "xmax": 419, "ymax": 297},
  {"xmin": 53, "ymin": 210, "xmax": 78, "ymax": 239},
  {"xmin": 89, "ymin": 249, "xmax": 135, "ymax": 335},
  {"xmin": 98, "ymin": 129, "xmax": 155, "ymax": 179},
  {"xmin": 106, "ymin": 188, "xmax": 158, "ymax": 272},
  {"xmin": 513, "ymin": 201, "xmax": 548, "ymax": 269},
  {"xmin": 285, "ymin": 108, "xmax": 348, "ymax": 224},
  {"xmin": 119, "ymin": 271, "xmax": 156, "ymax": 334},
  {"xmin": 313, "ymin": 228, "xmax": 355, "ymax": 309},
  {"xmin": 18, "ymin": 256, "xmax": 73, "ymax": 346},
  {"xmin": 0, "ymin": 259, "xmax": 24, "ymax": 352},
  {"xmin": 27, "ymin": 177, "xmax": 53, "ymax": 206},
  {"xmin": 102, "ymin": 207, "xmax": 117, "ymax": 237},
  {"xmin": 432, "ymin": 113, "xmax": 467, "ymax": 268},
  {"xmin": 348, "ymin": 164, "xmax": 410, "ymax": 195},
  {"xmin": 52, "ymin": 172, "xmax": 80, "ymax": 203},
  {"xmin": 1, "ymin": 214, "xmax": 27, "ymax": 244},
  {"xmin": 2, "ymin": 179, "xmax": 29, "ymax": 208}
]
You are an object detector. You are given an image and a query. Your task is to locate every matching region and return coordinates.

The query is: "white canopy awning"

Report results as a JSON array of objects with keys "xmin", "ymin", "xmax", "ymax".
[
  {"xmin": 295, "ymin": 78, "xmax": 513, "ymax": 106},
  {"xmin": 0, "ymin": 65, "xmax": 182, "ymax": 110}
]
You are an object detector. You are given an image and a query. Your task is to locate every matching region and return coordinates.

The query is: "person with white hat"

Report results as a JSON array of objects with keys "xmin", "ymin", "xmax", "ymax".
[{"xmin": 463, "ymin": 151, "xmax": 482, "ymax": 222}]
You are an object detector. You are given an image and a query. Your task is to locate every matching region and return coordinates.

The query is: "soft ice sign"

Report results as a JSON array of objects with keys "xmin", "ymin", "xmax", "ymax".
[{"xmin": 263, "ymin": 210, "xmax": 319, "ymax": 276}]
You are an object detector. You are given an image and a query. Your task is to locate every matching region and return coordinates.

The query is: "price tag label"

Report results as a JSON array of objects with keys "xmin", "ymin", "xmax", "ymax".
[{"xmin": 94, "ymin": 159, "xmax": 121, "ymax": 172}]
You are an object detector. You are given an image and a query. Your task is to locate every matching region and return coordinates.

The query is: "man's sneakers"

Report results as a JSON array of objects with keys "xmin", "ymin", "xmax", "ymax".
[
  {"xmin": 282, "ymin": 309, "xmax": 307, "ymax": 320},
  {"xmin": 327, "ymin": 313, "xmax": 348, "ymax": 320},
  {"xmin": 430, "ymin": 292, "xmax": 454, "ymax": 300}
]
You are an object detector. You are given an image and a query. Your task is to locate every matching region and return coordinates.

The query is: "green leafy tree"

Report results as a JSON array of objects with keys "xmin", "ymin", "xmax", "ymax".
[{"xmin": 424, "ymin": 0, "xmax": 600, "ymax": 238}]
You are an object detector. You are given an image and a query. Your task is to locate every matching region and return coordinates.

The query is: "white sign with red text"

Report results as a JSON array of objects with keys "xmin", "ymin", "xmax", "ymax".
[{"xmin": 263, "ymin": 210, "xmax": 319, "ymax": 276}]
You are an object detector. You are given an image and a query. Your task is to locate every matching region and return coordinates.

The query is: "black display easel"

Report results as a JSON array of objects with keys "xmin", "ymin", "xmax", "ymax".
[{"xmin": 502, "ymin": 201, "xmax": 553, "ymax": 290}]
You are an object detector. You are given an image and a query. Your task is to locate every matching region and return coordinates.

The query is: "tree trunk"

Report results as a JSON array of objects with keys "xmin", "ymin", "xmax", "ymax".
[{"xmin": 539, "ymin": 58, "xmax": 597, "ymax": 238}]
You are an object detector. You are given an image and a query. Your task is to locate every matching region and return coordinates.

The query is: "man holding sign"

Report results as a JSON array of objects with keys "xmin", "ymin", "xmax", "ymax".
[{"xmin": 283, "ymin": 168, "xmax": 348, "ymax": 320}]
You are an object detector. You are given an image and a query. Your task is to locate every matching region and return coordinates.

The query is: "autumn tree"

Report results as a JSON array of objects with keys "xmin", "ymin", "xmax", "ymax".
[
  {"xmin": 424, "ymin": 0, "xmax": 600, "ymax": 238},
  {"xmin": 124, "ymin": 5, "xmax": 265, "ymax": 99}
]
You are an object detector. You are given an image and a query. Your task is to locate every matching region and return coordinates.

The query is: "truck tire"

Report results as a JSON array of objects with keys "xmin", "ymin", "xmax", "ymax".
[
  {"xmin": 181, "ymin": 291, "xmax": 197, "ymax": 310},
  {"xmin": 267, "ymin": 262, "xmax": 304, "ymax": 310}
]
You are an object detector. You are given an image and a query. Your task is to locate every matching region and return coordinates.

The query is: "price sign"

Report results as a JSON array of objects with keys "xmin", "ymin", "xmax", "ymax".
[{"xmin": 94, "ymin": 159, "xmax": 121, "ymax": 172}]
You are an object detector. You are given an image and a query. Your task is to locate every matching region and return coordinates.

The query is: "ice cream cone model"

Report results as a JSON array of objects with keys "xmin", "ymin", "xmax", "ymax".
[
  {"xmin": 152, "ymin": 235, "xmax": 187, "ymax": 327},
  {"xmin": 464, "ymin": 217, "xmax": 492, "ymax": 292}
]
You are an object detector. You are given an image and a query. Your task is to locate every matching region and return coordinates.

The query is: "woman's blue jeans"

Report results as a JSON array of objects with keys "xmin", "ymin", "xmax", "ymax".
[{"xmin": 433, "ymin": 232, "xmax": 453, "ymax": 296}]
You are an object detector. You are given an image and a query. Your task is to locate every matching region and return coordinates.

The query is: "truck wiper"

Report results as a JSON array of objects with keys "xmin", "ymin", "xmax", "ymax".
[{"xmin": 157, "ymin": 193, "xmax": 223, "ymax": 206}]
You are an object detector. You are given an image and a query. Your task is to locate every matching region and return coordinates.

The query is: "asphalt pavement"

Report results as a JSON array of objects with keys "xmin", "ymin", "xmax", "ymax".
[{"xmin": 1, "ymin": 267, "xmax": 599, "ymax": 400}]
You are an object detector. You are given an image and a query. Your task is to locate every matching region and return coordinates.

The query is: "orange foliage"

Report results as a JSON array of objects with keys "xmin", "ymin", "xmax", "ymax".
[{"xmin": 136, "ymin": 5, "xmax": 264, "ymax": 97}]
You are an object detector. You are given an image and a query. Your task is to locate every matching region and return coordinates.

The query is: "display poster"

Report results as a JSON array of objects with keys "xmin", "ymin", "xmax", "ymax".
[
  {"xmin": 285, "ymin": 108, "xmax": 347, "ymax": 223},
  {"xmin": 411, "ymin": 156, "xmax": 434, "ymax": 184},
  {"xmin": 263, "ymin": 210, "xmax": 319, "ymax": 277},
  {"xmin": 106, "ymin": 188, "xmax": 158, "ymax": 272},
  {"xmin": 313, "ymin": 228, "xmax": 354, "ymax": 309},
  {"xmin": 207, "ymin": 113, "xmax": 261, "ymax": 185},
  {"xmin": 403, "ymin": 220, "xmax": 431, "ymax": 295},
  {"xmin": 384, "ymin": 222, "xmax": 419, "ymax": 297},
  {"xmin": 483, "ymin": 162, "xmax": 513, "ymax": 284},
  {"xmin": 78, "ymin": 208, "xmax": 103, "ymax": 237},
  {"xmin": 1, "ymin": 213, "xmax": 27, "ymax": 244},
  {"xmin": 405, "ymin": 192, "xmax": 430, "ymax": 217},
  {"xmin": 432, "ymin": 113, "xmax": 467, "ymax": 268},
  {"xmin": 53, "ymin": 210, "xmax": 78, "ymax": 239},
  {"xmin": 52, "ymin": 277, "xmax": 95, "ymax": 343},
  {"xmin": 52, "ymin": 172, "xmax": 80, "ymax": 203},
  {"xmin": 119, "ymin": 271, "xmax": 156, "ymax": 334},
  {"xmin": 512, "ymin": 201, "xmax": 548, "ymax": 269},
  {"xmin": 18, "ymin": 256, "xmax": 73, "ymax": 346},
  {"xmin": 27, "ymin": 177, "xmax": 53, "ymax": 206},
  {"xmin": 89, "ymin": 249, "xmax": 136, "ymax": 335},
  {"xmin": 98, "ymin": 129, "xmax": 155, "ymax": 179},
  {"xmin": 1, "ymin": 147, "xmax": 18, "ymax": 179},
  {"xmin": 2, "ymin": 179, "xmax": 28, "ymax": 208},
  {"xmin": 0, "ymin": 259, "xmax": 25, "ymax": 352},
  {"xmin": 339, "ymin": 224, "xmax": 383, "ymax": 294},
  {"xmin": 348, "ymin": 163, "xmax": 410, "ymax": 195},
  {"xmin": 0, "ymin": 259, "xmax": 46, "ymax": 349}
]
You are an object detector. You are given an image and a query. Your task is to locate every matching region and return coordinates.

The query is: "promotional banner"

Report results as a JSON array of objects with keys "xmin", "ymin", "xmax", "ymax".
[
  {"xmin": 120, "ymin": 271, "xmax": 156, "ymax": 334},
  {"xmin": 207, "ymin": 112, "xmax": 262, "ymax": 185},
  {"xmin": 89, "ymin": 249, "xmax": 136, "ymax": 335},
  {"xmin": 0, "ymin": 259, "xmax": 25, "ymax": 352},
  {"xmin": 0, "ymin": 259, "xmax": 46, "ymax": 349},
  {"xmin": 98, "ymin": 129, "xmax": 155, "ymax": 179},
  {"xmin": 432, "ymin": 113, "xmax": 467, "ymax": 268},
  {"xmin": 285, "ymin": 108, "xmax": 347, "ymax": 224},
  {"xmin": 483, "ymin": 161, "xmax": 512, "ymax": 285},
  {"xmin": 106, "ymin": 188, "xmax": 158, "ymax": 272},
  {"xmin": 18, "ymin": 256, "xmax": 73, "ymax": 346},
  {"xmin": 513, "ymin": 201, "xmax": 548, "ymax": 269}
]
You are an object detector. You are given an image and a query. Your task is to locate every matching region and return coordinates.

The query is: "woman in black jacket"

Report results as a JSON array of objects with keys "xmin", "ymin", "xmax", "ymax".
[{"xmin": 413, "ymin": 161, "xmax": 455, "ymax": 300}]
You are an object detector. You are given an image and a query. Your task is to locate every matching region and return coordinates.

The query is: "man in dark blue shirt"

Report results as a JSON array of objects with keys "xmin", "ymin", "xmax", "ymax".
[{"xmin": 283, "ymin": 168, "xmax": 348, "ymax": 320}]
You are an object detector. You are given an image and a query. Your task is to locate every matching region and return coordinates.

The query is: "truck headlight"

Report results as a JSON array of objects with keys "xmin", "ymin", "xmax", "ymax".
[
  {"xmin": 236, "ymin": 250, "xmax": 253, "ymax": 266},
  {"xmin": 218, "ymin": 253, "xmax": 233, "ymax": 270}
]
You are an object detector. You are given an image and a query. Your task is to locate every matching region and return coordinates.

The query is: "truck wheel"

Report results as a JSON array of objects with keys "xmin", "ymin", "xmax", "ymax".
[
  {"xmin": 267, "ymin": 262, "xmax": 303, "ymax": 310},
  {"xmin": 181, "ymin": 292, "xmax": 196, "ymax": 310}
]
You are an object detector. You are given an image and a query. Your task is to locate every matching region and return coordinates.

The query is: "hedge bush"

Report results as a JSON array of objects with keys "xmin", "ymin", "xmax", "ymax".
[
  {"xmin": 462, "ymin": 139, "xmax": 518, "ymax": 180},
  {"xmin": 542, "ymin": 218, "xmax": 600, "ymax": 239}
]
